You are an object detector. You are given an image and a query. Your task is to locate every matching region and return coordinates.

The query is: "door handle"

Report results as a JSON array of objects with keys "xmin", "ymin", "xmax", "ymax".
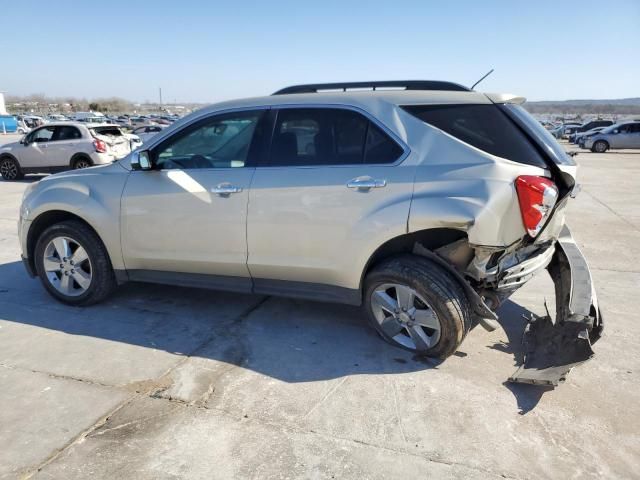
[
  {"xmin": 211, "ymin": 183, "xmax": 242, "ymax": 195},
  {"xmin": 346, "ymin": 177, "xmax": 387, "ymax": 189}
]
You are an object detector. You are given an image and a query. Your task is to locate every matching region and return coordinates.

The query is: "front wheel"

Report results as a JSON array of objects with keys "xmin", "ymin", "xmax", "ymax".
[
  {"xmin": 363, "ymin": 255, "xmax": 472, "ymax": 359},
  {"xmin": 34, "ymin": 220, "xmax": 116, "ymax": 305},
  {"xmin": 0, "ymin": 157, "xmax": 24, "ymax": 181},
  {"xmin": 592, "ymin": 140, "xmax": 608, "ymax": 153}
]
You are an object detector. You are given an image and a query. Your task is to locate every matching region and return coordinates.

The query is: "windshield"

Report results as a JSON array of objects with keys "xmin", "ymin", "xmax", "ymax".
[{"xmin": 502, "ymin": 104, "xmax": 576, "ymax": 166}]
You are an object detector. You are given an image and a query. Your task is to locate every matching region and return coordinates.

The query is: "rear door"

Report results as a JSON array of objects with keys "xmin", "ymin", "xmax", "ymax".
[
  {"xmin": 627, "ymin": 123, "xmax": 640, "ymax": 148},
  {"xmin": 247, "ymin": 106, "xmax": 414, "ymax": 293},
  {"xmin": 47, "ymin": 125, "xmax": 83, "ymax": 166},
  {"xmin": 612, "ymin": 124, "xmax": 634, "ymax": 148}
]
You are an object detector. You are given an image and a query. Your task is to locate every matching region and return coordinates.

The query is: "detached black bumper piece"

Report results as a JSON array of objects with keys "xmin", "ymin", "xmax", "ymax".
[{"xmin": 509, "ymin": 226, "xmax": 603, "ymax": 386}]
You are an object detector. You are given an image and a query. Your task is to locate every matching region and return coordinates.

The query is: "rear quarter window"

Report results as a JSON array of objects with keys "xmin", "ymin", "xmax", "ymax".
[{"xmin": 402, "ymin": 104, "xmax": 547, "ymax": 168}]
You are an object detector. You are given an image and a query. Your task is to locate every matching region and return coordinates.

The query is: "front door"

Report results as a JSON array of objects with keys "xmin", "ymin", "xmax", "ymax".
[
  {"xmin": 121, "ymin": 109, "xmax": 268, "ymax": 289},
  {"xmin": 19, "ymin": 126, "xmax": 55, "ymax": 168}
]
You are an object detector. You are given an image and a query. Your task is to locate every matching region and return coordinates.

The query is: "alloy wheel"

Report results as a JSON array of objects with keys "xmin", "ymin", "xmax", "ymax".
[
  {"xmin": 42, "ymin": 236, "xmax": 92, "ymax": 296},
  {"xmin": 370, "ymin": 283, "xmax": 441, "ymax": 351},
  {"xmin": 0, "ymin": 160, "xmax": 18, "ymax": 180}
]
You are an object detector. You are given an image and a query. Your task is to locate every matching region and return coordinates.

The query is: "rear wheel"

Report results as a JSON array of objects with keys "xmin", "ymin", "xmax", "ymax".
[
  {"xmin": 0, "ymin": 156, "xmax": 24, "ymax": 181},
  {"xmin": 34, "ymin": 221, "xmax": 116, "ymax": 305},
  {"xmin": 72, "ymin": 156, "xmax": 92, "ymax": 169},
  {"xmin": 592, "ymin": 140, "xmax": 608, "ymax": 153},
  {"xmin": 363, "ymin": 255, "xmax": 472, "ymax": 359}
]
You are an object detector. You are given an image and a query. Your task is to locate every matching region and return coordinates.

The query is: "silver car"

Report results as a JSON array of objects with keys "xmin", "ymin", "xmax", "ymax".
[
  {"xmin": 583, "ymin": 121, "xmax": 640, "ymax": 152},
  {"xmin": 17, "ymin": 81, "xmax": 603, "ymax": 386},
  {"xmin": 0, "ymin": 122, "xmax": 133, "ymax": 180}
]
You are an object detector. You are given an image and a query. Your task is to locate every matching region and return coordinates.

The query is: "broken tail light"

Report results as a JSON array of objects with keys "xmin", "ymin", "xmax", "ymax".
[
  {"xmin": 515, "ymin": 175, "xmax": 558, "ymax": 237},
  {"xmin": 93, "ymin": 139, "xmax": 107, "ymax": 153}
]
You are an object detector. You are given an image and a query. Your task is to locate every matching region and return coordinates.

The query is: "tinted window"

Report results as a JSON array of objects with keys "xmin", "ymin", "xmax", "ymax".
[
  {"xmin": 153, "ymin": 110, "xmax": 264, "ymax": 170},
  {"xmin": 53, "ymin": 126, "xmax": 82, "ymax": 141},
  {"xmin": 403, "ymin": 104, "xmax": 547, "ymax": 167},
  {"xmin": 629, "ymin": 124, "xmax": 640, "ymax": 133},
  {"xmin": 269, "ymin": 108, "xmax": 402, "ymax": 166},
  {"xmin": 28, "ymin": 126, "xmax": 55, "ymax": 143},
  {"xmin": 365, "ymin": 123, "xmax": 404, "ymax": 164}
]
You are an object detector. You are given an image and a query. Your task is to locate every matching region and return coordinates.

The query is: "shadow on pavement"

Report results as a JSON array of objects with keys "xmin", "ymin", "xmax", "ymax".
[
  {"xmin": 0, "ymin": 261, "xmax": 444, "ymax": 384},
  {"xmin": 0, "ymin": 260, "xmax": 548, "ymax": 410}
]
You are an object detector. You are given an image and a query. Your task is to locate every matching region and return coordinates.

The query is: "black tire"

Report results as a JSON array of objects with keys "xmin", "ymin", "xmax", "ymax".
[
  {"xmin": 0, "ymin": 156, "xmax": 24, "ymax": 181},
  {"xmin": 34, "ymin": 220, "xmax": 116, "ymax": 306},
  {"xmin": 71, "ymin": 155, "xmax": 92, "ymax": 169},
  {"xmin": 363, "ymin": 255, "xmax": 472, "ymax": 359},
  {"xmin": 591, "ymin": 140, "xmax": 608, "ymax": 153}
]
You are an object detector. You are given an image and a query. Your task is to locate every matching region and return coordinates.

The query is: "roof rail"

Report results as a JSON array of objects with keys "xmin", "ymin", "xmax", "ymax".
[{"xmin": 272, "ymin": 80, "xmax": 471, "ymax": 95}]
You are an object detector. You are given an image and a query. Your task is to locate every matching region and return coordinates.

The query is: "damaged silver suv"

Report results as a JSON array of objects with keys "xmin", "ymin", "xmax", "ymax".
[{"xmin": 18, "ymin": 81, "xmax": 602, "ymax": 386}]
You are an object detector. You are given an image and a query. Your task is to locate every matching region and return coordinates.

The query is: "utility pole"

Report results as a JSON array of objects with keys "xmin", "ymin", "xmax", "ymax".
[{"xmin": 159, "ymin": 87, "xmax": 163, "ymax": 111}]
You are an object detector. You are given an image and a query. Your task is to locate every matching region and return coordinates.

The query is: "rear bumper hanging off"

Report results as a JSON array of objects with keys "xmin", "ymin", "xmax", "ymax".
[{"xmin": 509, "ymin": 225, "xmax": 603, "ymax": 386}]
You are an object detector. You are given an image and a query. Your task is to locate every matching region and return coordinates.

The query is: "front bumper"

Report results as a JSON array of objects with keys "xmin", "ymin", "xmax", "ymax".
[{"xmin": 509, "ymin": 225, "xmax": 603, "ymax": 386}]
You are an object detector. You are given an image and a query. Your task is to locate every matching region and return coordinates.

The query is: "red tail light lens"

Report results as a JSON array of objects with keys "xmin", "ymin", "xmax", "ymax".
[
  {"xmin": 515, "ymin": 175, "xmax": 558, "ymax": 237},
  {"xmin": 93, "ymin": 139, "xmax": 107, "ymax": 153}
]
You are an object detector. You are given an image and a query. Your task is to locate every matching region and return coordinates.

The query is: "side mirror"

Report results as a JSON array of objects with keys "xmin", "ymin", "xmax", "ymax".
[
  {"xmin": 612, "ymin": 129, "xmax": 619, "ymax": 135},
  {"xmin": 131, "ymin": 150, "xmax": 152, "ymax": 171},
  {"xmin": 20, "ymin": 137, "xmax": 29, "ymax": 145}
]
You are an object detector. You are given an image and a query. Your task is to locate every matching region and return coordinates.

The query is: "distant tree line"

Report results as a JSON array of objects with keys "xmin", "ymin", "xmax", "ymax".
[
  {"xmin": 5, "ymin": 94, "xmax": 137, "ymax": 114},
  {"xmin": 524, "ymin": 102, "xmax": 640, "ymax": 116}
]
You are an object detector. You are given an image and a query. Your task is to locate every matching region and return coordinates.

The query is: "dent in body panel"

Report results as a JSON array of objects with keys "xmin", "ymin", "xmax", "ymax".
[
  {"xmin": 407, "ymin": 128, "xmax": 547, "ymax": 247},
  {"xmin": 22, "ymin": 164, "xmax": 130, "ymax": 270}
]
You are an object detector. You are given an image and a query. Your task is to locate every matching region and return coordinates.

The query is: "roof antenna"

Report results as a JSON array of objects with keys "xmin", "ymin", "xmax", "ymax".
[{"xmin": 471, "ymin": 69, "xmax": 494, "ymax": 90}]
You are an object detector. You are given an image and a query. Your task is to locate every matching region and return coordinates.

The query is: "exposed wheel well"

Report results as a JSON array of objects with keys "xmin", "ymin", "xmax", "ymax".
[
  {"xmin": 360, "ymin": 228, "xmax": 468, "ymax": 290},
  {"xmin": 26, "ymin": 211, "xmax": 102, "ymax": 273}
]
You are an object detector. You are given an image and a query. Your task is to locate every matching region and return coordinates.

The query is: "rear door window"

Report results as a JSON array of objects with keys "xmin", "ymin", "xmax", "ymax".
[
  {"xmin": 402, "ymin": 104, "xmax": 547, "ymax": 167},
  {"xmin": 52, "ymin": 126, "xmax": 82, "ymax": 141},
  {"xmin": 269, "ymin": 108, "xmax": 403, "ymax": 166}
]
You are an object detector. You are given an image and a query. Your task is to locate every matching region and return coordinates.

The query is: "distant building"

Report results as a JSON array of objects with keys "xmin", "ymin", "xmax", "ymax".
[{"xmin": 0, "ymin": 92, "xmax": 7, "ymax": 115}]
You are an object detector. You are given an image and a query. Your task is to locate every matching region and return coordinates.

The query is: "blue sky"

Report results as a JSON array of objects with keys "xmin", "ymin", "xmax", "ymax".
[{"xmin": 1, "ymin": 0, "xmax": 638, "ymax": 102}]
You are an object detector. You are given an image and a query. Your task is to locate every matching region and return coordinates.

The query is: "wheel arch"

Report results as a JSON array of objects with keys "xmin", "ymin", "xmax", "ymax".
[
  {"xmin": 359, "ymin": 227, "xmax": 498, "ymax": 326},
  {"xmin": 359, "ymin": 227, "xmax": 468, "ymax": 291},
  {"xmin": 26, "ymin": 210, "xmax": 104, "ymax": 275},
  {"xmin": 70, "ymin": 153, "xmax": 93, "ymax": 168}
]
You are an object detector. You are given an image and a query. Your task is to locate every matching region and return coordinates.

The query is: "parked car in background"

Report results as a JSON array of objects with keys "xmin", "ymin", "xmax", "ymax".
[
  {"xmin": 582, "ymin": 121, "xmax": 640, "ymax": 152},
  {"xmin": 0, "ymin": 122, "xmax": 134, "ymax": 180},
  {"xmin": 47, "ymin": 114, "xmax": 70, "ymax": 122},
  {"xmin": 574, "ymin": 127, "xmax": 606, "ymax": 146},
  {"xmin": 561, "ymin": 122, "xmax": 582, "ymax": 138},
  {"xmin": 129, "ymin": 116, "xmax": 157, "ymax": 128},
  {"xmin": 132, "ymin": 124, "xmax": 165, "ymax": 143},
  {"xmin": 16, "ymin": 81, "xmax": 602, "ymax": 386},
  {"xmin": 568, "ymin": 120, "xmax": 614, "ymax": 142}
]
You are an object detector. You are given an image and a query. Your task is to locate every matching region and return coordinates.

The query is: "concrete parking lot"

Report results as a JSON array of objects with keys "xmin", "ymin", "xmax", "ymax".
[{"xmin": 0, "ymin": 137, "xmax": 639, "ymax": 479}]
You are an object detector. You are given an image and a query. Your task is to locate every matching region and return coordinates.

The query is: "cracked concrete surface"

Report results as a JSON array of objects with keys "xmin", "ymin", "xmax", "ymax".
[{"xmin": 0, "ymin": 141, "xmax": 639, "ymax": 479}]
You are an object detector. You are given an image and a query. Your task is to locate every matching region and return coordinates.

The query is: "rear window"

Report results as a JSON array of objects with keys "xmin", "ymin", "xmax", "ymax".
[
  {"xmin": 402, "ymin": 104, "xmax": 547, "ymax": 167},
  {"xmin": 91, "ymin": 126, "xmax": 123, "ymax": 136}
]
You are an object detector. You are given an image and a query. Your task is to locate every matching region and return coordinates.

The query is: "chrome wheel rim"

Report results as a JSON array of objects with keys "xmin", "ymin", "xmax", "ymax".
[
  {"xmin": 595, "ymin": 142, "xmax": 606, "ymax": 153},
  {"xmin": 0, "ymin": 160, "xmax": 18, "ymax": 180},
  {"xmin": 75, "ymin": 160, "xmax": 90, "ymax": 169},
  {"xmin": 42, "ymin": 236, "xmax": 92, "ymax": 296},
  {"xmin": 370, "ymin": 283, "xmax": 441, "ymax": 352}
]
